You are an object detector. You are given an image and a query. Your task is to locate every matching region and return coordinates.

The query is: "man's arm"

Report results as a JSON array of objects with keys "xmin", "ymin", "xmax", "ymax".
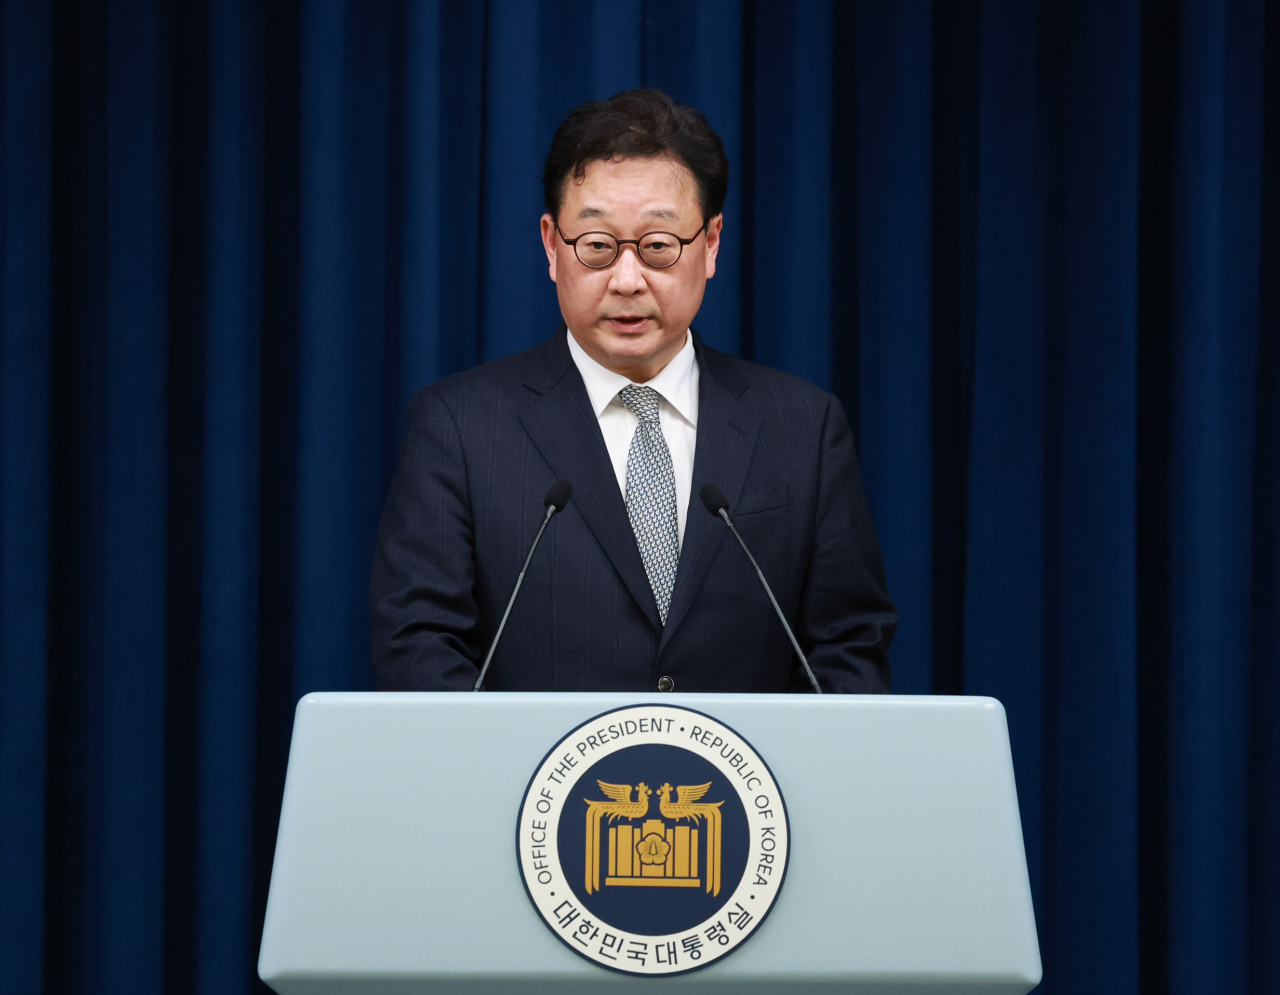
[
  {"xmin": 793, "ymin": 394, "xmax": 897, "ymax": 693},
  {"xmin": 370, "ymin": 387, "xmax": 484, "ymax": 690}
]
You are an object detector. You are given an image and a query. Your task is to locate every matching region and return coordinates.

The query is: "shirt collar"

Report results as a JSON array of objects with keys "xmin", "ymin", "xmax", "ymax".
[{"xmin": 566, "ymin": 329, "xmax": 699, "ymax": 428}]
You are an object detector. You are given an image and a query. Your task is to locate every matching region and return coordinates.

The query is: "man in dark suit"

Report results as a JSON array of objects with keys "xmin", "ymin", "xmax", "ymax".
[{"xmin": 371, "ymin": 89, "xmax": 896, "ymax": 693}]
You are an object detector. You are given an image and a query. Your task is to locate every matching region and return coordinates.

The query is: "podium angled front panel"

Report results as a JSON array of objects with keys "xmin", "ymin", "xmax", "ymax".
[{"xmin": 259, "ymin": 693, "xmax": 1041, "ymax": 994}]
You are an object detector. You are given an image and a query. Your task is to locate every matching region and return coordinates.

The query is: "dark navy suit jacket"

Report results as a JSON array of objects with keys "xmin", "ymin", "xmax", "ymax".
[{"xmin": 370, "ymin": 330, "xmax": 897, "ymax": 692}]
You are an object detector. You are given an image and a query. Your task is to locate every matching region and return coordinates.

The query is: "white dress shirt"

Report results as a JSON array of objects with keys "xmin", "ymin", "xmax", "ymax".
[{"xmin": 566, "ymin": 329, "xmax": 700, "ymax": 548}]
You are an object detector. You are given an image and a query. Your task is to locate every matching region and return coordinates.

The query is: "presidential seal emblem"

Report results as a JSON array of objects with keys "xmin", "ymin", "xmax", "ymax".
[{"xmin": 516, "ymin": 704, "xmax": 789, "ymax": 976}]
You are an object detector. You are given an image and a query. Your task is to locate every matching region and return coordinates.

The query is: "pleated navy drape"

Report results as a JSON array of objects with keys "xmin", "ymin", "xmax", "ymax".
[{"xmin": 1, "ymin": 1, "xmax": 1277, "ymax": 993}]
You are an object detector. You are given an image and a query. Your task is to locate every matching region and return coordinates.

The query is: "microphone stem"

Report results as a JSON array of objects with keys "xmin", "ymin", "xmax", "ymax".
[
  {"xmin": 473, "ymin": 504, "xmax": 557, "ymax": 691},
  {"xmin": 719, "ymin": 509, "xmax": 823, "ymax": 694}
]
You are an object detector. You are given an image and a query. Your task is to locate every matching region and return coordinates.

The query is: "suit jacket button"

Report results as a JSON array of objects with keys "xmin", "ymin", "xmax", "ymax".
[{"xmin": 657, "ymin": 676, "xmax": 675, "ymax": 692}]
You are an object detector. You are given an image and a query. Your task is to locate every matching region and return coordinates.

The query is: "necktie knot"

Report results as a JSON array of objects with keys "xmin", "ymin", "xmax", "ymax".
[{"xmin": 618, "ymin": 384, "xmax": 662, "ymax": 425}]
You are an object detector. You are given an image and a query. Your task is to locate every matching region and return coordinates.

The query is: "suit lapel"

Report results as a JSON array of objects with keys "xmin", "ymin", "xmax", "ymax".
[
  {"xmin": 518, "ymin": 333, "xmax": 663, "ymax": 632},
  {"xmin": 658, "ymin": 337, "xmax": 761, "ymax": 655}
]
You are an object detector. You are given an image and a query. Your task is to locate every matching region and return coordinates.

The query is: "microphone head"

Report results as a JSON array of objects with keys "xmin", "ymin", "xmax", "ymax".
[
  {"xmin": 544, "ymin": 480, "xmax": 573, "ymax": 513},
  {"xmin": 700, "ymin": 483, "xmax": 729, "ymax": 516}
]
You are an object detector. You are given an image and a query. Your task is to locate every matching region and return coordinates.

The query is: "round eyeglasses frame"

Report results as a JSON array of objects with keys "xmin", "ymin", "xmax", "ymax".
[{"xmin": 555, "ymin": 223, "xmax": 705, "ymax": 270}]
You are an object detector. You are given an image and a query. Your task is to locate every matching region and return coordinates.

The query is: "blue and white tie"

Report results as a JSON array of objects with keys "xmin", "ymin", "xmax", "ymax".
[{"xmin": 618, "ymin": 385, "xmax": 680, "ymax": 623}]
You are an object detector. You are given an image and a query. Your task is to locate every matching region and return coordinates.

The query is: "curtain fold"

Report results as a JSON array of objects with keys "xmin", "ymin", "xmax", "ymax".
[
  {"xmin": 853, "ymin": 0, "xmax": 934, "ymax": 698},
  {"xmin": 0, "ymin": 1, "xmax": 1276, "ymax": 993},
  {"xmin": 1165, "ymin": 1, "xmax": 1266, "ymax": 991},
  {"xmin": 197, "ymin": 0, "xmax": 262, "ymax": 990},
  {"xmin": 0, "ymin": 2, "xmax": 51, "ymax": 993}
]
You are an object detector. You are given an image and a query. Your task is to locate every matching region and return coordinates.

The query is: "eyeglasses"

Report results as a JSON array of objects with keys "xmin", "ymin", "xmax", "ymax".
[{"xmin": 556, "ymin": 224, "xmax": 705, "ymax": 269}]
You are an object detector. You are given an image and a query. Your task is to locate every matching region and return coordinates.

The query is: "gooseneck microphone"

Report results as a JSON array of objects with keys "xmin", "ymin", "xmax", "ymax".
[
  {"xmin": 700, "ymin": 483, "xmax": 823, "ymax": 694},
  {"xmin": 473, "ymin": 480, "xmax": 573, "ymax": 691}
]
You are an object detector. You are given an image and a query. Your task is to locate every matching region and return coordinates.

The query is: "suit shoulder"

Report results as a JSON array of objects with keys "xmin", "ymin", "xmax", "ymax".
[
  {"xmin": 403, "ymin": 335, "xmax": 568, "ymax": 424},
  {"xmin": 699, "ymin": 343, "xmax": 837, "ymax": 411},
  {"xmin": 417, "ymin": 342, "xmax": 544, "ymax": 400}
]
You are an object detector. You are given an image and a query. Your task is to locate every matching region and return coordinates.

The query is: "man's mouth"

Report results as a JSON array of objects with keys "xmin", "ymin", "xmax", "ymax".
[{"xmin": 607, "ymin": 315, "xmax": 651, "ymax": 329}]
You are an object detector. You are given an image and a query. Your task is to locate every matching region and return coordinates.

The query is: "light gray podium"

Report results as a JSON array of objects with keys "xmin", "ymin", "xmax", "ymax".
[{"xmin": 259, "ymin": 693, "xmax": 1041, "ymax": 994}]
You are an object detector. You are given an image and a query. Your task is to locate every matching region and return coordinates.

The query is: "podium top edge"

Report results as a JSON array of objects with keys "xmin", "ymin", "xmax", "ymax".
[{"xmin": 294, "ymin": 691, "xmax": 1006, "ymax": 710}]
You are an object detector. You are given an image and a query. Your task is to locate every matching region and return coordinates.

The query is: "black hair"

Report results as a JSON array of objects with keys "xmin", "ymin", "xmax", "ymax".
[{"xmin": 541, "ymin": 88, "xmax": 729, "ymax": 228}]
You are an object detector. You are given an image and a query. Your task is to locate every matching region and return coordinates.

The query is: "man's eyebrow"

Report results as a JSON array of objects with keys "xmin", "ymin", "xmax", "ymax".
[{"xmin": 574, "ymin": 207, "xmax": 683, "ymax": 221}]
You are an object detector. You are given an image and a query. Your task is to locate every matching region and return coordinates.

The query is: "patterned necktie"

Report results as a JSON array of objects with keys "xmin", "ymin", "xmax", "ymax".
[{"xmin": 618, "ymin": 384, "xmax": 680, "ymax": 623}]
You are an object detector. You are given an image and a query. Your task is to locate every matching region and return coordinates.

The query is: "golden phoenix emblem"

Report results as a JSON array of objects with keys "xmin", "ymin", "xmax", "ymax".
[{"xmin": 583, "ymin": 780, "xmax": 724, "ymax": 896}]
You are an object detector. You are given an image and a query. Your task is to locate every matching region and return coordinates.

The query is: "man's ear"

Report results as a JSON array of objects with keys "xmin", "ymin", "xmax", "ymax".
[
  {"xmin": 703, "ymin": 214, "xmax": 724, "ymax": 280},
  {"xmin": 540, "ymin": 214, "xmax": 559, "ymax": 283}
]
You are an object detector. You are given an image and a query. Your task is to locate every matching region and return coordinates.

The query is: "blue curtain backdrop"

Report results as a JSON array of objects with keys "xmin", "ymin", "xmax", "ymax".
[{"xmin": 1, "ymin": 0, "xmax": 1277, "ymax": 992}]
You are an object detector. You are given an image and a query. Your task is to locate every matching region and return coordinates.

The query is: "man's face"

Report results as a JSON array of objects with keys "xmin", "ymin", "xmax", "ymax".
[{"xmin": 540, "ymin": 156, "xmax": 722, "ymax": 383}]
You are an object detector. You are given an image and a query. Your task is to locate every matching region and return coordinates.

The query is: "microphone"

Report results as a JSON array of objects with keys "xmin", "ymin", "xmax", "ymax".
[
  {"xmin": 473, "ymin": 480, "xmax": 573, "ymax": 691},
  {"xmin": 700, "ymin": 483, "xmax": 823, "ymax": 694}
]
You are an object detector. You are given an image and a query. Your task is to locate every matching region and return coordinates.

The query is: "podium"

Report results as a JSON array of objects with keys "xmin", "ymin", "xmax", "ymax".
[{"xmin": 259, "ymin": 693, "xmax": 1042, "ymax": 993}]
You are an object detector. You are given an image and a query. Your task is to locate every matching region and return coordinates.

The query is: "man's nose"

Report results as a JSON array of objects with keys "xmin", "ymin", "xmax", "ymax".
[{"xmin": 608, "ymin": 244, "xmax": 648, "ymax": 294}]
